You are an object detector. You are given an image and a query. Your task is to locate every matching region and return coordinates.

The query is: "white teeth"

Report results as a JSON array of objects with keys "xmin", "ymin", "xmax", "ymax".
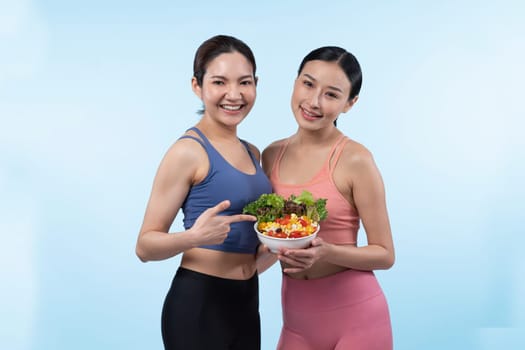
[{"xmin": 222, "ymin": 105, "xmax": 242, "ymax": 111}]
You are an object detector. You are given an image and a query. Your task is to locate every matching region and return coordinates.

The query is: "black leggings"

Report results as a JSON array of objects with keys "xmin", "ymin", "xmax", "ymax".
[{"xmin": 161, "ymin": 267, "xmax": 260, "ymax": 350}]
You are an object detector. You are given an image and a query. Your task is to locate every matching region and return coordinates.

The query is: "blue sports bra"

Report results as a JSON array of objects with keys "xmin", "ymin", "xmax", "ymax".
[{"xmin": 180, "ymin": 127, "xmax": 272, "ymax": 254}]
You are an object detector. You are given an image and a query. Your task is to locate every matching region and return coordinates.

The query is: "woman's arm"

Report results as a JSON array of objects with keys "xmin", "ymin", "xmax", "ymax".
[
  {"xmin": 329, "ymin": 146, "xmax": 394, "ymax": 269},
  {"xmin": 135, "ymin": 140, "xmax": 199, "ymax": 261},
  {"xmin": 135, "ymin": 139, "xmax": 255, "ymax": 262},
  {"xmin": 255, "ymin": 244, "xmax": 278, "ymax": 274}
]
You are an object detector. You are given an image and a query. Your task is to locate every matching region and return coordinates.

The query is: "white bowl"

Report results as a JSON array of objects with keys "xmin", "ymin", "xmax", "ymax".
[{"xmin": 254, "ymin": 222, "xmax": 319, "ymax": 253}]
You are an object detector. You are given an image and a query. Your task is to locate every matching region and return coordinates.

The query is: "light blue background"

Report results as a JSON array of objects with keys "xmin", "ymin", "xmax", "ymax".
[{"xmin": 1, "ymin": 0, "xmax": 524, "ymax": 349}]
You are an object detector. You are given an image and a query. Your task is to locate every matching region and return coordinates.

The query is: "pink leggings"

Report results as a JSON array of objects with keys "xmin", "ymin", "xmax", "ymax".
[{"xmin": 277, "ymin": 269, "xmax": 392, "ymax": 350}]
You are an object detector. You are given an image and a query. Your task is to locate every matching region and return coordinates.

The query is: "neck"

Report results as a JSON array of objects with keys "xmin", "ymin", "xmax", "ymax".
[
  {"xmin": 293, "ymin": 127, "xmax": 342, "ymax": 147},
  {"xmin": 196, "ymin": 118, "xmax": 238, "ymax": 142}
]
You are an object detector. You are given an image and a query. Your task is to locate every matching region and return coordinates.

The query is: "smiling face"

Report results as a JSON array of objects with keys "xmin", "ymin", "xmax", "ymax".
[
  {"xmin": 291, "ymin": 60, "xmax": 357, "ymax": 130},
  {"xmin": 192, "ymin": 51, "xmax": 256, "ymax": 128}
]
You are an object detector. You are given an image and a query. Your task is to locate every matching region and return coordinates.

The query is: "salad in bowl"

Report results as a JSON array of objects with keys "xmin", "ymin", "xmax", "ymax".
[{"xmin": 243, "ymin": 191, "xmax": 327, "ymax": 252}]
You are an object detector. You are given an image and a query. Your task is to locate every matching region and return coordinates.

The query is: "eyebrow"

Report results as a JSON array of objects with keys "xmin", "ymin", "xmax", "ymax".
[
  {"xmin": 209, "ymin": 75, "xmax": 254, "ymax": 80},
  {"xmin": 303, "ymin": 73, "xmax": 344, "ymax": 93}
]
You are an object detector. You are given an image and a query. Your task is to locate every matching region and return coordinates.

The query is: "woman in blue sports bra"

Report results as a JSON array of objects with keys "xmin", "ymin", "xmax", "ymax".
[{"xmin": 135, "ymin": 35, "xmax": 275, "ymax": 350}]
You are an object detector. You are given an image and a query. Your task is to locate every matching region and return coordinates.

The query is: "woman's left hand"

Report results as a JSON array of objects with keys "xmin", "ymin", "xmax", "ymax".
[{"xmin": 278, "ymin": 237, "xmax": 326, "ymax": 273}]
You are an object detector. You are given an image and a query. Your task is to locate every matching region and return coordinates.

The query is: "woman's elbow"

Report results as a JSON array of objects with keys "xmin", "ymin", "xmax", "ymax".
[
  {"xmin": 383, "ymin": 251, "xmax": 395, "ymax": 269},
  {"xmin": 135, "ymin": 243, "xmax": 149, "ymax": 263}
]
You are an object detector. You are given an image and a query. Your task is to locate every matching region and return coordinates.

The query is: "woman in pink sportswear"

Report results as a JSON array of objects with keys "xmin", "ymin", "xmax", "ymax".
[{"xmin": 262, "ymin": 46, "xmax": 395, "ymax": 350}]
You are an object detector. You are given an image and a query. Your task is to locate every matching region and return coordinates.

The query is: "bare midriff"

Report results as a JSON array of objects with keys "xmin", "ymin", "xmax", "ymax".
[{"xmin": 181, "ymin": 248, "xmax": 257, "ymax": 280}]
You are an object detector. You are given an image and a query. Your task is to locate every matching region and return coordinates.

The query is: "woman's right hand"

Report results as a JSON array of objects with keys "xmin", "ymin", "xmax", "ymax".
[
  {"xmin": 189, "ymin": 200, "xmax": 256, "ymax": 246},
  {"xmin": 278, "ymin": 237, "xmax": 326, "ymax": 273}
]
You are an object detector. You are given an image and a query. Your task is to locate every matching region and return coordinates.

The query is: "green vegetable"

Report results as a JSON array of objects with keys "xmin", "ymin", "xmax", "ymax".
[
  {"xmin": 243, "ymin": 190, "xmax": 328, "ymax": 223},
  {"xmin": 242, "ymin": 193, "xmax": 285, "ymax": 223},
  {"xmin": 293, "ymin": 191, "xmax": 315, "ymax": 206}
]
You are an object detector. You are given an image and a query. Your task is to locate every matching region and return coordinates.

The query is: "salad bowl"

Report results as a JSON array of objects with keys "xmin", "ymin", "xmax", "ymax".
[
  {"xmin": 255, "ymin": 222, "xmax": 319, "ymax": 253},
  {"xmin": 244, "ymin": 190, "xmax": 327, "ymax": 253}
]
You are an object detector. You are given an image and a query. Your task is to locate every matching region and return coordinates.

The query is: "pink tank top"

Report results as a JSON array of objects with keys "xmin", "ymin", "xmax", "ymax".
[{"xmin": 270, "ymin": 135, "xmax": 360, "ymax": 245}]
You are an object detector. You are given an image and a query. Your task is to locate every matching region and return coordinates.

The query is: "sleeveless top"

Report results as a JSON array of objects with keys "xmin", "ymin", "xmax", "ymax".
[
  {"xmin": 180, "ymin": 127, "xmax": 272, "ymax": 253},
  {"xmin": 270, "ymin": 135, "xmax": 360, "ymax": 244}
]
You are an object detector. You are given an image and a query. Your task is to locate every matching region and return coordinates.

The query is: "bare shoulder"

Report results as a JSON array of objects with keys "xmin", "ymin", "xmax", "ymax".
[
  {"xmin": 333, "ymin": 137, "xmax": 384, "ymax": 201},
  {"xmin": 164, "ymin": 136, "xmax": 207, "ymax": 166},
  {"xmin": 262, "ymin": 138, "xmax": 287, "ymax": 161},
  {"xmin": 243, "ymin": 141, "xmax": 262, "ymax": 161},
  {"xmin": 262, "ymin": 138, "xmax": 287, "ymax": 174},
  {"xmin": 340, "ymin": 137, "xmax": 378, "ymax": 172},
  {"xmin": 155, "ymin": 135, "xmax": 208, "ymax": 185}
]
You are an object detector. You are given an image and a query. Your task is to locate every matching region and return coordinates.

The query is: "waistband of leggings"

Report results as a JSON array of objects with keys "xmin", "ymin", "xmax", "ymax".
[
  {"xmin": 282, "ymin": 269, "xmax": 383, "ymax": 311},
  {"xmin": 176, "ymin": 266, "xmax": 258, "ymax": 285}
]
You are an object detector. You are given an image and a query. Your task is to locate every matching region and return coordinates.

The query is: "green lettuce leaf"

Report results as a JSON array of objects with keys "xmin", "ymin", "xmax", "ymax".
[{"xmin": 243, "ymin": 190, "xmax": 328, "ymax": 223}]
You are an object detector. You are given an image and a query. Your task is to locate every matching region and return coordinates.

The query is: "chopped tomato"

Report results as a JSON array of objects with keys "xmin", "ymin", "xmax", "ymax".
[{"xmin": 289, "ymin": 231, "xmax": 303, "ymax": 239}]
